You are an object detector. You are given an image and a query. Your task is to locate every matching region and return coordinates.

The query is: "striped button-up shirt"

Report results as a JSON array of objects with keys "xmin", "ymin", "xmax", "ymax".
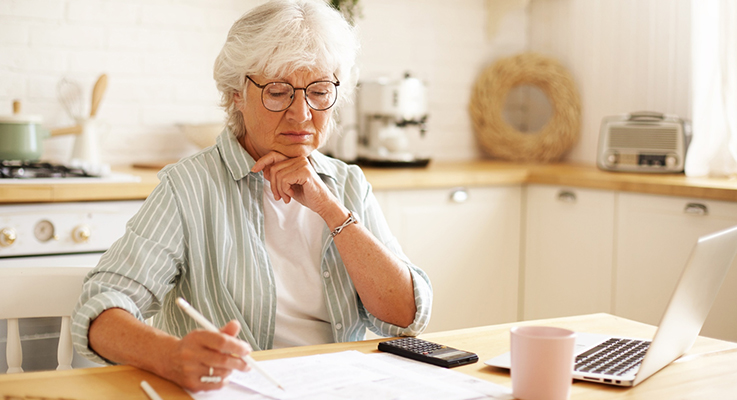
[{"xmin": 72, "ymin": 129, "xmax": 433, "ymax": 364}]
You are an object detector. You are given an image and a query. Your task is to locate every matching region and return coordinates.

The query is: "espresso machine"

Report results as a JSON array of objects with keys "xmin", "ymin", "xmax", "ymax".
[{"xmin": 355, "ymin": 73, "xmax": 430, "ymax": 167}]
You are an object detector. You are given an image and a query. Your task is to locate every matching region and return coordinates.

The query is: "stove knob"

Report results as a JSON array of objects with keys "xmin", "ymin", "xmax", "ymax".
[
  {"xmin": 0, "ymin": 227, "xmax": 17, "ymax": 247},
  {"xmin": 72, "ymin": 225, "xmax": 91, "ymax": 243}
]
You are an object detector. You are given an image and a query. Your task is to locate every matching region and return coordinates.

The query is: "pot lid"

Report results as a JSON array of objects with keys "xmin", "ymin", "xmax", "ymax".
[{"xmin": 0, "ymin": 114, "xmax": 44, "ymax": 124}]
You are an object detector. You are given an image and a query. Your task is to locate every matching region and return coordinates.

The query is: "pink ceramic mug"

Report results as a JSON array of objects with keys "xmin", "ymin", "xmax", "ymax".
[{"xmin": 510, "ymin": 326, "xmax": 577, "ymax": 400}]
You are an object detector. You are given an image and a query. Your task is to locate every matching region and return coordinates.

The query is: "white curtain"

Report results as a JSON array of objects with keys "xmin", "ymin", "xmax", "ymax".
[{"xmin": 686, "ymin": 0, "xmax": 737, "ymax": 177}]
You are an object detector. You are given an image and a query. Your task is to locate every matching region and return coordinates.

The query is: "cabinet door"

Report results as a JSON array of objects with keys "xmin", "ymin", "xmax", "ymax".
[
  {"xmin": 615, "ymin": 193, "xmax": 737, "ymax": 341},
  {"xmin": 378, "ymin": 186, "xmax": 521, "ymax": 333},
  {"xmin": 523, "ymin": 185, "xmax": 615, "ymax": 320}
]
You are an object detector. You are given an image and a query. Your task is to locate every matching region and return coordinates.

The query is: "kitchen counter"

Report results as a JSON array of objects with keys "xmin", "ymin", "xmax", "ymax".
[
  {"xmin": 0, "ymin": 165, "xmax": 160, "ymax": 203},
  {"xmin": 1, "ymin": 161, "xmax": 736, "ymax": 203},
  {"xmin": 362, "ymin": 161, "xmax": 737, "ymax": 202}
]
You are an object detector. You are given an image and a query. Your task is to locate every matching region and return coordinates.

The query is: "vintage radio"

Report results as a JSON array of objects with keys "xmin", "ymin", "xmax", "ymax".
[{"xmin": 597, "ymin": 112, "xmax": 691, "ymax": 173}]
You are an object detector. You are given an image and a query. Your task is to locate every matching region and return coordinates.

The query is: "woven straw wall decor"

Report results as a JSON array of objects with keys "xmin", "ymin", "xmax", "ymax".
[{"xmin": 470, "ymin": 53, "xmax": 581, "ymax": 162}]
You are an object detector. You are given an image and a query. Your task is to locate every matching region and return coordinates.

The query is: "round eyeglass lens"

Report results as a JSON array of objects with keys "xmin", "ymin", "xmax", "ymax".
[
  {"xmin": 305, "ymin": 81, "xmax": 338, "ymax": 110},
  {"xmin": 262, "ymin": 83, "xmax": 293, "ymax": 111}
]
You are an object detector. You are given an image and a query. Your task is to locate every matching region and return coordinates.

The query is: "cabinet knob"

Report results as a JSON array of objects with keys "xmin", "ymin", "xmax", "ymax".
[
  {"xmin": 72, "ymin": 225, "xmax": 91, "ymax": 243},
  {"xmin": 557, "ymin": 190, "xmax": 577, "ymax": 203},
  {"xmin": 0, "ymin": 227, "xmax": 17, "ymax": 247},
  {"xmin": 684, "ymin": 203, "xmax": 708, "ymax": 215},
  {"xmin": 449, "ymin": 188, "xmax": 469, "ymax": 203}
]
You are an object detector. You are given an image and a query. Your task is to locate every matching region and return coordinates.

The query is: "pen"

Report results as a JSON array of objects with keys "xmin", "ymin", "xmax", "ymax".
[
  {"xmin": 175, "ymin": 297, "xmax": 286, "ymax": 390},
  {"xmin": 140, "ymin": 380, "xmax": 163, "ymax": 400}
]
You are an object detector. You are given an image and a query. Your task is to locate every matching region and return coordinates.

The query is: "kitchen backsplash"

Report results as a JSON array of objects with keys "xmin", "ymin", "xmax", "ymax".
[
  {"xmin": 0, "ymin": 0, "xmax": 692, "ymax": 166},
  {"xmin": 528, "ymin": 0, "xmax": 692, "ymax": 165}
]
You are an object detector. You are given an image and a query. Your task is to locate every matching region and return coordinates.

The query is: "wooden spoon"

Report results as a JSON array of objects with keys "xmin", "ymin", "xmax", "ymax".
[{"xmin": 89, "ymin": 73, "xmax": 108, "ymax": 118}]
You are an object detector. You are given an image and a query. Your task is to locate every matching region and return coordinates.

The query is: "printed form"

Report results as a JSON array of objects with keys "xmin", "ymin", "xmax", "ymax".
[{"xmin": 189, "ymin": 350, "xmax": 513, "ymax": 400}]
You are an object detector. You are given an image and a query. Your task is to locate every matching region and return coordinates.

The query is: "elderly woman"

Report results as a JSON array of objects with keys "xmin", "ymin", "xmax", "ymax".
[{"xmin": 71, "ymin": 0, "xmax": 432, "ymax": 392}]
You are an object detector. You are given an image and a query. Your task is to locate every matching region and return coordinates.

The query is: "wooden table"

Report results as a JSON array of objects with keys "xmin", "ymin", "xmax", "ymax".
[{"xmin": 1, "ymin": 313, "xmax": 736, "ymax": 399}]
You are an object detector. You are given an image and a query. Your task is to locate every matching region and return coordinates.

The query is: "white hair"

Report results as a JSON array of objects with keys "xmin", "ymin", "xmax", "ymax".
[{"xmin": 214, "ymin": 0, "xmax": 360, "ymax": 139}]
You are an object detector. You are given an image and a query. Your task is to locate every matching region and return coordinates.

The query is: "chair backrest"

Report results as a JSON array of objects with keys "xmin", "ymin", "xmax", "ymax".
[{"xmin": 0, "ymin": 267, "xmax": 91, "ymax": 373}]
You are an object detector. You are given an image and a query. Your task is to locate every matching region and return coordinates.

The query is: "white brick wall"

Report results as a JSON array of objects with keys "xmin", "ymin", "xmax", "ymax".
[
  {"xmin": 528, "ymin": 0, "xmax": 692, "ymax": 165},
  {"xmin": 1, "ymin": 0, "xmax": 495, "ymax": 165},
  {"xmin": 0, "ymin": 0, "xmax": 247, "ymax": 164},
  {"xmin": 0, "ymin": 0, "xmax": 696, "ymax": 167}
]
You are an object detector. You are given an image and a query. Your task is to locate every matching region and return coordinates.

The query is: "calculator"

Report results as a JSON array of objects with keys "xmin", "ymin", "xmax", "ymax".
[{"xmin": 377, "ymin": 337, "xmax": 479, "ymax": 368}]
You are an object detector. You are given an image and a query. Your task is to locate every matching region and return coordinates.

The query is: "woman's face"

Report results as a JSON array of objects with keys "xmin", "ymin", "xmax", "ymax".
[{"xmin": 235, "ymin": 69, "xmax": 334, "ymax": 160}]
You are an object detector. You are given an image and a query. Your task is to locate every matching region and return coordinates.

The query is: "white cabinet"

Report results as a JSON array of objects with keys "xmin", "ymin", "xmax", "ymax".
[
  {"xmin": 374, "ymin": 180, "xmax": 737, "ymax": 341},
  {"xmin": 523, "ymin": 185, "xmax": 616, "ymax": 320},
  {"xmin": 375, "ymin": 186, "xmax": 521, "ymax": 333},
  {"xmin": 615, "ymin": 193, "xmax": 737, "ymax": 341}
]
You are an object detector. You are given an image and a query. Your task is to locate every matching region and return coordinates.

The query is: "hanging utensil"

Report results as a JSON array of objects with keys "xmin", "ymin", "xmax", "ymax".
[{"xmin": 57, "ymin": 78, "xmax": 84, "ymax": 121}]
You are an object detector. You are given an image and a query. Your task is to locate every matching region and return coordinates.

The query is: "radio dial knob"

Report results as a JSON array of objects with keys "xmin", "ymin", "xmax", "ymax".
[
  {"xmin": 0, "ymin": 227, "xmax": 17, "ymax": 247},
  {"xmin": 665, "ymin": 155, "xmax": 678, "ymax": 168},
  {"xmin": 72, "ymin": 225, "xmax": 91, "ymax": 243},
  {"xmin": 606, "ymin": 152, "xmax": 619, "ymax": 166}
]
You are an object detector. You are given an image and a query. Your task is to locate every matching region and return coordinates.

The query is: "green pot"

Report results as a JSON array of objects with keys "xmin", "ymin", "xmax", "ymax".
[{"xmin": 0, "ymin": 115, "xmax": 50, "ymax": 161}]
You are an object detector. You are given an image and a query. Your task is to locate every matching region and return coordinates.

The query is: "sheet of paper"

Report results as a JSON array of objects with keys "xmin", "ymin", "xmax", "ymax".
[
  {"xmin": 367, "ymin": 353, "xmax": 514, "ymax": 399},
  {"xmin": 228, "ymin": 351, "xmax": 389, "ymax": 399},
  {"xmin": 188, "ymin": 350, "xmax": 514, "ymax": 400},
  {"xmin": 188, "ymin": 383, "xmax": 271, "ymax": 400}
]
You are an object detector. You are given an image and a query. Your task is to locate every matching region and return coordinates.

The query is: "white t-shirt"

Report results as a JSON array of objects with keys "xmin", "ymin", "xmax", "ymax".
[{"xmin": 263, "ymin": 181, "xmax": 333, "ymax": 348}]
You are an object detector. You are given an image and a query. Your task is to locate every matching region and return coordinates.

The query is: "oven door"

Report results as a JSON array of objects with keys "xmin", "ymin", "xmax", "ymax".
[{"xmin": 0, "ymin": 253, "xmax": 104, "ymax": 373}]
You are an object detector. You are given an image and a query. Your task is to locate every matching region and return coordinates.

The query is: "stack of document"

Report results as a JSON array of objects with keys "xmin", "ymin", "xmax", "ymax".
[{"xmin": 190, "ymin": 350, "xmax": 513, "ymax": 400}]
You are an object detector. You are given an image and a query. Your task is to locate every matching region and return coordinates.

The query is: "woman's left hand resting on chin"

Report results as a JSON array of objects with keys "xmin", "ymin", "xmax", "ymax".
[
  {"xmin": 251, "ymin": 151, "xmax": 418, "ymax": 328},
  {"xmin": 251, "ymin": 151, "xmax": 335, "ymax": 213}
]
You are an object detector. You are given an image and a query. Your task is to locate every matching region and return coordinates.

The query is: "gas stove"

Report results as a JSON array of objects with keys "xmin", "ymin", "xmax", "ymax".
[{"xmin": 0, "ymin": 160, "xmax": 98, "ymax": 179}]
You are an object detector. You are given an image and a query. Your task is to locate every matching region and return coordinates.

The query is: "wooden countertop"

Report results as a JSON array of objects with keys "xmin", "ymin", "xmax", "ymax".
[
  {"xmin": 1, "ymin": 160, "xmax": 736, "ymax": 204},
  {"xmin": 364, "ymin": 160, "xmax": 737, "ymax": 202},
  {"xmin": 0, "ymin": 165, "xmax": 160, "ymax": 204}
]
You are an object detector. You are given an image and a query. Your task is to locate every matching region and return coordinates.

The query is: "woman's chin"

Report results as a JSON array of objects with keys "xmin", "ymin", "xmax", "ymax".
[{"xmin": 275, "ymin": 144, "xmax": 318, "ymax": 159}]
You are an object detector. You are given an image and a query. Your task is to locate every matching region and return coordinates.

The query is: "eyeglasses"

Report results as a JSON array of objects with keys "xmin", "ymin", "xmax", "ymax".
[{"xmin": 246, "ymin": 75, "xmax": 340, "ymax": 112}]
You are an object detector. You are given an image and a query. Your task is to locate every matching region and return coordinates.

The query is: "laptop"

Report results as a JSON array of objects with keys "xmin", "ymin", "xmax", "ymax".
[{"xmin": 485, "ymin": 224, "xmax": 737, "ymax": 387}]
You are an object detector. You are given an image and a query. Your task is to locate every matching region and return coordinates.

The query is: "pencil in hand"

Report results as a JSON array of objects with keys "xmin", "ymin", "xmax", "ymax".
[{"xmin": 175, "ymin": 297, "xmax": 285, "ymax": 390}]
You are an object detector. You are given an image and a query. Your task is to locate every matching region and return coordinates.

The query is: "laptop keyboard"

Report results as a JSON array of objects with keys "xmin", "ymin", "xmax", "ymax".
[{"xmin": 574, "ymin": 338, "xmax": 651, "ymax": 376}]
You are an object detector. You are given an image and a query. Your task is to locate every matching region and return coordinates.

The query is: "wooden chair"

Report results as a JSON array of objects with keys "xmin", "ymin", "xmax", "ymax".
[{"xmin": 0, "ymin": 267, "xmax": 91, "ymax": 373}]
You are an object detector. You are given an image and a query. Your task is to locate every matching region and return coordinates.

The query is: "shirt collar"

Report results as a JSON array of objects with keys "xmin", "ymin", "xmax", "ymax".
[{"xmin": 217, "ymin": 128, "xmax": 340, "ymax": 182}]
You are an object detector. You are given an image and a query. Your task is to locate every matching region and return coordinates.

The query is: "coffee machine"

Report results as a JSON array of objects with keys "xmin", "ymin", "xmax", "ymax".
[{"xmin": 355, "ymin": 73, "xmax": 430, "ymax": 167}]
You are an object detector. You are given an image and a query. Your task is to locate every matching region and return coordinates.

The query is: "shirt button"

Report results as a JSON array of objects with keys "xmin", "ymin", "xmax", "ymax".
[
  {"xmin": 323, "ymin": 271, "xmax": 330, "ymax": 278},
  {"xmin": 335, "ymin": 323, "xmax": 342, "ymax": 330}
]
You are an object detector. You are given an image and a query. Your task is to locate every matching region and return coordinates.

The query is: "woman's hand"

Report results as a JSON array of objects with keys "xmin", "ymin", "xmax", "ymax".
[
  {"xmin": 251, "ymin": 151, "xmax": 337, "ymax": 216},
  {"xmin": 89, "ymin": 309, "xmax": 253, "ymax": 393},
  {"xmin": 164, "ymin": 320, "xmax": 252, "ymax": 392}
]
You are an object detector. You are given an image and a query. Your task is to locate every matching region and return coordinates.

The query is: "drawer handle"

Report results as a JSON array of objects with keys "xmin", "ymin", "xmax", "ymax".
[
  {"xmin": 684, "ymin": 203, "xmax": 708, "ymax": 215},
  {"xmin": 449, "ymin": 188, "xmax": 469, "ymax": 203},
  {"xmin": 557, "ymin": 190, "xmax": 577, "ymax": 203}
]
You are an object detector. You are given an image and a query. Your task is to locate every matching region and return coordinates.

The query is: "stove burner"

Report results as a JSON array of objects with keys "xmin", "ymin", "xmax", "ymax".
[{"xmin": 0, "ymin": 161, "xmax": 98, "ymax": 179}]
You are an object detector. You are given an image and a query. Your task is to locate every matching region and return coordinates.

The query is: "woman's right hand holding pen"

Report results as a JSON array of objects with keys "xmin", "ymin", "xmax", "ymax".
[
  {"xmin": 164, "ymin": 320, "xmax": 252, "ymax": 392},
  {"xmin": 88, "ymin": 308, "xmax": 252, "ymax": 393}
]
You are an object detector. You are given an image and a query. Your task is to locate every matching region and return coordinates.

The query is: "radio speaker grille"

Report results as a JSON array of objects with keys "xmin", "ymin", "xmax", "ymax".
[{"xmin": 608, "ymin": 126, "xmax": 678, "ymax": 150}]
